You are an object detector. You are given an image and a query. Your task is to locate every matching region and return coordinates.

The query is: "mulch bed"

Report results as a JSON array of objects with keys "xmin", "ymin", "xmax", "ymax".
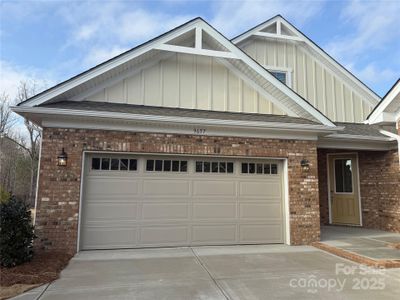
[{"xmin": 0, "ymin": 252, "xmax": 73, "ymax": 287}]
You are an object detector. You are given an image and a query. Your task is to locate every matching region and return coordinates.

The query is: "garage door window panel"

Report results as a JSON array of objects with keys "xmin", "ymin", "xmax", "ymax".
[
  {"xmin": 195, "ymin": 161, "xmax": 234, "ymax": 174},
  {"xmin": 241, "ymin": 162, "xmax": 278, "ymax": 175},
  {"xmin": 111, "ymin": 159, "xmax": 119, "ymax": 170},
  {"xmin": 92, "ymin": 158, "xmax": 101, "ymax": 170},
  {"xmin": 146, "ymin": 159, "xmax": 188, "ymax": 172},
  {"xmin": 91, "ymin": 157, "xmax": 137, "ymax": 172},
  {"xmin": 101, "ymin": 158, "xmax": 110, "ymax": 170}
]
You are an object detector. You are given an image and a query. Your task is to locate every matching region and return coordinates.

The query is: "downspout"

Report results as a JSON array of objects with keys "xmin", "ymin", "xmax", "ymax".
[{"xmin": 379, "ymin": 129, "xmax": 400, "ymax": 167}]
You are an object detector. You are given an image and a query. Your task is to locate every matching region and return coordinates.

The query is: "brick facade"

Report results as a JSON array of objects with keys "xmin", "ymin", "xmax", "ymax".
[
  {"xmin": 35, "ymin": 127, "xmax": 320, "ymax": 254},
  {"xmin": 318, "ymin": 149, "xmax": 400, "ymax": 232}
]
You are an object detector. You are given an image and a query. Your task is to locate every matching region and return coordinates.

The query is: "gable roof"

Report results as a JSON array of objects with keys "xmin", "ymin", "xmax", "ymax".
[
  {"xmin": 367, "ymin": 79, "xmax": 400, "ymax": 124},
  {"xmin": 232, "ymin": 15, "xmax": 380, "ymax": 107},
  {"xmin": 17, "ymin": 17, "xmax": 335, "ymax": 127}
]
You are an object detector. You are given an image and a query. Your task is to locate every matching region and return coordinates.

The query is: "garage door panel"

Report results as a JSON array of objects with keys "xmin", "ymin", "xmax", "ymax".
[
  {"xmin": 192, "ymin": 225, "xmax": 236, "ymax": 243},
  {"xmin": 86, "ymin": 178, "xmax": 139, "ymax": 197},
  {"xmin": 84, "ymin": 203, "xmax": 138, "ymax": 220},
  {"xmin": 143, "ymin": 179, "xmax": 190, "ymax": 196},
  {"xmin": 239, "ymin": 181, "xmax": 281, "ymax": 197},
  {"xmin": 81, "ymin": 155, "xmax": 285, "ymax": 250},
  {"xmin": 139, "ymin": 226, "xmax": 189, "ymax": 245},
  {"xmin": 239, "ymin": 203, "xmax": 282, "ymax": 219},
  {"xmin": 141, "ymin": 203, "xmax": 189, "ymax": 220},
  {"xmin": 82, "ymin": 227, "xmax": 137, "ymax": 249},
  {"xmin": 240, "ymin": 224, "xmax": 283, "ymax": 243},
  {"xmin": 193, "ymin": 180, "xmax": 236, "ymax": 196},
  {"xmin": 193, "ymin": 203, "xmax": 236, "ymax": 219}
]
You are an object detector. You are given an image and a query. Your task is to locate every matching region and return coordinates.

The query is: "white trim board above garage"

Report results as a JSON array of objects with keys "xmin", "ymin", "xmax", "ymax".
[{"xmin": 16, "ymin": 18, "xmax": 335, "ymax": 127}]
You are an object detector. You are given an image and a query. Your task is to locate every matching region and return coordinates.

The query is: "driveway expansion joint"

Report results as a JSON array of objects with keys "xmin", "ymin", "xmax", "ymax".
[{"xmin": 190, "ymin": 247, "xmax": 230, "ymax": 300}]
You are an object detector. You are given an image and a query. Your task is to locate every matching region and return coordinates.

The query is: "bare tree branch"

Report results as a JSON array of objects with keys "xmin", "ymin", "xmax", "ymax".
[{"xmin": 0, "ymin": 92, "xmax": 17, "ymax": 135}]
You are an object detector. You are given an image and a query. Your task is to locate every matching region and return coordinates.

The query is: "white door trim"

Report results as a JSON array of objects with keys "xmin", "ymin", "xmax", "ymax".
[
  {"xmin": 326, "ymin": 152, "xmax": 362, "ymax": 226},
  {"xmin": 283, "ymin": 158, "xmax": 291, "ymax": 245},
  {"xmin": 76, "ymin": 151, "xmax": 86, "ymax": 252}
]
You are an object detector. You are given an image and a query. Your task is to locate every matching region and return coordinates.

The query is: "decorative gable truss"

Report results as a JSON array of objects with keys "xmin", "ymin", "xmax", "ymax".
[
  {"xmin": 239, "ymin": 17, "xmax": 302, "ymax": 43},
  {"xmin": 232, "ymin": 15, "xmax": 380, "ymax": 121},
  {"xmin": 16, "ymin": 18, "xmax": 335, "ymax": 127}
]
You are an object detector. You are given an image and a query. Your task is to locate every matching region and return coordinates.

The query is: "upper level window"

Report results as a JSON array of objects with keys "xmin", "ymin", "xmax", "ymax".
[{"xmin": 270, "ymin": 71, "xmax": 287, "ymax": 85}]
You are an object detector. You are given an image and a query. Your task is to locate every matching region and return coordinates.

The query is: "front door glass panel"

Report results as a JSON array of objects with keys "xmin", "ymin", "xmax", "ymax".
[{"xmin": 334, "ymin": 159, "xmax": 353, "ymax": 193}]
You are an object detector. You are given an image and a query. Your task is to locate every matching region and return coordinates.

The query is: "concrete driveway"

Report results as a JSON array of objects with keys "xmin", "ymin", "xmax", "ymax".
[{"xmin": 15, "ymin": 245, "xmax": 400, "ymax": 300}]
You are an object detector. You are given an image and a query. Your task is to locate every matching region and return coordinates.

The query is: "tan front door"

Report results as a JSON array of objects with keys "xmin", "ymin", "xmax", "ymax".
[{"xmin": 328, "ymin": 154, "xmax": 361, "ymax": 225}]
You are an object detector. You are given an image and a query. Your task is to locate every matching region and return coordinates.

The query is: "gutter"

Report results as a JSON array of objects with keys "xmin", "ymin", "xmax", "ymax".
[
  {"xmin": 323, "ymin": 133, "xmax": 395, "ymax": 142},
  {"xmin": 11, "ymin": 106, "xmax": 342, "ymax": 134}
]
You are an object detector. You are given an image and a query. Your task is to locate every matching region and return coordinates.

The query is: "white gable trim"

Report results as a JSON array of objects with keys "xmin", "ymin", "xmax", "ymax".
[
  {"xmin": 367, "ymin": 79, "xmax": 400, "ymax": 124},
  {"xmin": 195, "ymin": 22, "xmax": 335, "ymax": 126},
  {"xmin": 19, "ymin": 19, "xmax": 202, "ymax": 107},
  {"xmin": 232, "ymin": 15, "xmax": 380, "ymax": 107},
  {"xmin": 18, "ymin": 18, "xmax": 335, "ymax": 127}
]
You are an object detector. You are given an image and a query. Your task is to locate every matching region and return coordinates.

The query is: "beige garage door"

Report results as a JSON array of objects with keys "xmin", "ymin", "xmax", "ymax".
[{"xmin": 80, "ymin": 154, "xmax": 285, "ymax": 250}]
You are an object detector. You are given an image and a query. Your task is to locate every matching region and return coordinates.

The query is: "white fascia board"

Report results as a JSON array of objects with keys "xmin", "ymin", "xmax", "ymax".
[
  {"xmin": 11, "ymin": 106, "xmax": 340, "ymax": 135},
  {"xmin": 42, "ymin": 118, "xmax": 322, "ymax": 141},
  {"xmin": 277, "ymin": 19, "xmax": 380, "ymax": 105},
  {"xmin": 233, "ymin": 16, "xmax": 380, "ymax": 106},
  {"xmin": 318, "ymin": 138, "xmax": 397, "ymax": 151},
  {"xmin": 19, "ymin": 19, "xmax": 203, "ymax": 107},
  {"xmin": 197, "ymin": 23, "xmax": 335, "ymax": 127},
  {"xmin": 368, "ymin": 82, "xmax": 400, "ymax": 124},
  {"xmin": 324, "ymin": 133, "xmax": 394, "ymax": 142},
  {"xmin": 366, "ymin": 112, "xmax": 396, "ymax": 125}
]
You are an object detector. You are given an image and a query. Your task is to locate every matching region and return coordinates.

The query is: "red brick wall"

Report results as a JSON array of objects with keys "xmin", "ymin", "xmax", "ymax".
[
  {"xmin": 318, "ymin": 149, "xmax": 400, "ymax": 232},
  {"xmin": 35, "ymin": 127, "xmax": 321, "ymax": 254}
]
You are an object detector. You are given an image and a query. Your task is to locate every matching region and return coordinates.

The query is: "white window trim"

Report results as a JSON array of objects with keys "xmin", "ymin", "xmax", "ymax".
[{"xmin": 264, "ymin": 65, "xmax": 293, "ymax": 88}]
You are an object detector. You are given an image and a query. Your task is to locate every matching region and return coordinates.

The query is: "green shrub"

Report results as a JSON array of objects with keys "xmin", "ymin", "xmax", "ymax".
[{"xmin": 0, "ymin": 195, "xmax": 35, "ymax": 267}]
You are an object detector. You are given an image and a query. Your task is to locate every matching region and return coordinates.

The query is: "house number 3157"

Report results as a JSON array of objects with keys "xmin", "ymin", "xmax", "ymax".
[{"xmin": 193, "ymin": 128, "xmax": 206, "ymax": 135}]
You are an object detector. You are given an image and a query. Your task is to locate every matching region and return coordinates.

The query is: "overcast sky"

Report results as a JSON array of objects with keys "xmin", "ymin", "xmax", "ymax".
[{"xmin": 1, "ymin": 0, "xmax": 399, "ymax": 100}]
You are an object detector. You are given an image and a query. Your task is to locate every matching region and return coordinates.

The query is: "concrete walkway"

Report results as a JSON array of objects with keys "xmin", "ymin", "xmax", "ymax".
[
  {"xmin": 12, "ymin": 244, "xmax": 400, "ymax": 299},
  {"xmin": 321, "ymin": 225, "xmax": 400, "ymax": 260}
]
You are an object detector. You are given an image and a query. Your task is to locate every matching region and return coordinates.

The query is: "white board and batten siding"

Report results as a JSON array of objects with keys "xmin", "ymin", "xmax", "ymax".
[
  {"xmin": 80, "ymin": 154, "xmax": 285, "ymax": 250},
  {"xmin": 85, "ymin": 53, "xmax": 285, "ymax": 115},
  {"xmin": 240, "ymin": 39, "xmax": 375, "ymax": 123}
]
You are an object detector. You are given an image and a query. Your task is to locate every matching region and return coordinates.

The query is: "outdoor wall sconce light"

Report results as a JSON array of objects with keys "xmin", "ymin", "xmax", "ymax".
[
  {"xmin": 300, "ymin": 159, "xmax": 310, "ymax": 172},
  {"xmin": 57, "ymin": 148, "xmax": 68, "ymax": 166}
]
